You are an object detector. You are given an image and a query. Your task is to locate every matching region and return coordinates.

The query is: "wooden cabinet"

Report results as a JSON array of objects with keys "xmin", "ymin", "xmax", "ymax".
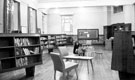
[
  {"xmin": 104, "ymin": 23, "xmax": 131, "ymax": 40},
  {"xmin": 0, "ymin": 33, "xmax": 42, "ymax": 76},
  {"xmin": 111, "ymin": 31, "xmax": 135, "ymax": 74}
]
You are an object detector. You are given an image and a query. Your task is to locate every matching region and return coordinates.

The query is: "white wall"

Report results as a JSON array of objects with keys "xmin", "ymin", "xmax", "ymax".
[
  {"xmin": 47, "ymin": 6, "xmax": 108, "ymax": 34},
  {"xmin": 111, "ymin": 10, "xmax": 125, "ymax": 24},
  {"xmin": 107, "ymin": 6, "xmax": 112, "ymax": 25},
  {"xmin": 110, "ymin": 4, "xmax": 135, "ymax": 31},
  {"xmin": 124, "ymin": 5, "xmax": 135, "ymax": 31}
]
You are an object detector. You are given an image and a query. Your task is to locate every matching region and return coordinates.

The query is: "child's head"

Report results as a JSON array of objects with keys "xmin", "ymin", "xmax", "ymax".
[
  {"xmin": 75, "ymin": 41, "xmax": 79, "ymax": 45},
  {"xmin": 79, "ymin": 44, "xmax": 83, "ymax": 47}
]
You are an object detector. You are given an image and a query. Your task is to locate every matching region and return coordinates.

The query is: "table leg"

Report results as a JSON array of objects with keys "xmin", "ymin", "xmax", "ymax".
[
  {"xmin": 90, "ymin": 60, "xmax": 94, "ymax": 71},
  {"xmin": 87, "ymin": 60, "xmax": 89, "ymax": 74}
]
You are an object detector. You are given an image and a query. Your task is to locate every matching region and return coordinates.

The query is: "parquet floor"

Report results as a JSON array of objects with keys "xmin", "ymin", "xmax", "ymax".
[{"xmin": 0, "ymin": 45, "xmax": 119, "ymax": 80}]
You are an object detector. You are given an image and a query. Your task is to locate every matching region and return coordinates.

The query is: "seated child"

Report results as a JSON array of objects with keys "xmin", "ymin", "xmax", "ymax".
[{"xmin": 76, "ymin": 45, "xmax": 86, "ymax": 56}]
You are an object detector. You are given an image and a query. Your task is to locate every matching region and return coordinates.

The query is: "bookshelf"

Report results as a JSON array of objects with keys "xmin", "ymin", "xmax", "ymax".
[
  {"xmin": 40, "ymin": 34, "xmax": 56, "ymax": 49},
  {"xmin": 104, "ymin": 23, "xmax": 131, "ymax": 40},
  {"xmin": 111, "ymin": 31, "xmax": 135, "ymax": 74},
  {"xmin": 55, "ymin": 34, "xmax": 67, "ymax": 46},
  {"xmin": 40, "ymin": 34, "xmax": 67, "ymax": 52},
  {"xmin": 0, "ymin": 33, "xmax": 42, "ymax": 76}
]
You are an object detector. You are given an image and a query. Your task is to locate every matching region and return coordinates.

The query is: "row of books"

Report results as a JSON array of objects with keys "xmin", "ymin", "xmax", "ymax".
[
  {"xmin": 48, "ymin": 36, "xmax": 55, "ymax": 40},
  {"xmin": 16, "ymin": 57, "xmax": 28, "ymax": 67},
  {"xmin": 23, "ymin": 47, "xmax": 40, "ymax": 55},
  {"xmin": 41, "ymin": 41, "xmax": 55, "ymax": 45},
  {"xmin": 56, "ymin": 39, "xmax": 66, "ymax": 41},
  {"xmin": 40, "ymin": 37, "xmax": 47, "ymax": 41},
  {"xmin": 16, "ymin": 47, "xmax": 40, "ymax": 56},
  {"xmin": 40, "ymin": 41, "xmax": 48, "ymax": 45},
  {"xmin": 16, "ymin": 48, "xmax": 25, "ymax": 56},
  {"xmin": 42, "ymin": 45, "xmax": 55, "ymax": 48},
  {"xmin": 56, "ymin": 36, "xmax": 61, "ymax": 38},
  {"xmin": 15, "ymin": 38, "xmax": 31, "ymax": 46}
]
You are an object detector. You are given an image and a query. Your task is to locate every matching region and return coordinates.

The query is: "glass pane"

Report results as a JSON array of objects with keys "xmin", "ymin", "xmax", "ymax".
[
  {"xmin": 0, "ymin": 0, "xmax": 4, "ymax": 33},
  {"xmin": 12, "ymin": 2, "xmax": 19, "ymax": 31},
  {"xmin": 20, "ymin": 3, "xmax": 28, "ymax": 33},
  {"xmin": 29, "ymin": 8, "xmax": 36, "ymax": 33}
]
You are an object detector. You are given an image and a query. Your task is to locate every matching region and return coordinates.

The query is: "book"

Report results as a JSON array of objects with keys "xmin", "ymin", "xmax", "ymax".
[
  {"xmin": 34, "ymin": 47, "xmax": 39, "ymax": 54},
  {"xmin": 16, "ymin": 57, "xmax": 28, "ymax": 67},
  {"xmin": 23, "ymin": 48, "xmax": 30, "ymax": 55},
  {"xmin": 132, "ymin": 37, "xmax": 135, "ymax": 47},
  {"xmin": 16, "ymin": 48, "xmax": 24, "ymax": 56},
  {"xmin": 0, "ymin": 61, "xmax": 1, "ymax": 70}
]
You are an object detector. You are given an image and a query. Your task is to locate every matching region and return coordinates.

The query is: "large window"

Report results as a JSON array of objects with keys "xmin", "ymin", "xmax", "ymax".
[
  {"xmin": 0, "ymin": 0, "xmax": 4, "ymax": 33},
  {"xmin": 61, "ymin": 15, "xmax": 73, "ymax": 34},
  {"xmin": 20, "ymin": 2, "xmax": 28, "ymax": 33},
  {"xmin": 28, "ymin": 7, "xmax": 37, "ymax": 33},
  {"xmin": 4, "ymin": 0, "xmax": 20, "ymax": 33},
  {"xmin": 113, "ymin": 6, "xmax": 123, "ymax": 13},
  {"xmin": 42, "ymin": 13, "xmax": 46, "ymax": 34}
]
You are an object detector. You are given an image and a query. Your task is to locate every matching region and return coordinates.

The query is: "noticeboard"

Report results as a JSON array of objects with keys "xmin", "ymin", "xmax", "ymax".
[{"xmin": 77, "ymin": 29, "xmax": 99, "ymax": 40}]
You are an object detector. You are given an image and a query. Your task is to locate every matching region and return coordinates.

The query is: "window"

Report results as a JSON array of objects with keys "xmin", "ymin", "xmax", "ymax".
[
  {"xmin": 28, "ymin": 7, "xmax": 37, "ymax": 33},
  {"xmin": 4, "ymin": 0, "xmax": 20, "ymax": 33},
  {"xmin": 113, "ymin": 6, "xmax": 123, "ymax": 13},
  {"xmin": 0, "ymin": 0, "xmax": 4, "ymax": 33},
  {"xmin": 61, "ymin": 15, "xmax": 73, "ymax": 34},
  {"xmin": 20, "ymin": 2, "xmax": 28, "ymax": 33}
]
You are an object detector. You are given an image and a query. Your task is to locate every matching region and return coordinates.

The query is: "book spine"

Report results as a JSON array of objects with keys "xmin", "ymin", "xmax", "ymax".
[
  {"xmin": 132, "ymin": 37, "xmax": 135, "ymax": 47},
  {"xmin": 16, "ymin": 57, "xmax": 28, "ymax": 67},
  {"xmin": 0, "ymin": 61, "xmax": 2, "ymax": 71}
]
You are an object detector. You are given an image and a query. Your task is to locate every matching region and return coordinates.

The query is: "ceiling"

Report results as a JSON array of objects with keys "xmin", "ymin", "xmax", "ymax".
[
  {"xmin": 37, "ymin": 0, "xmax": 135, "ymax": 8},
  {"xmin": 38, "ymin": 0, "xmax": 94, "ymax": 3}
]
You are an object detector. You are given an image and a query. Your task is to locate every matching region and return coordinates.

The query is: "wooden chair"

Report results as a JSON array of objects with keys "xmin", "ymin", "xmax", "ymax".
[
  {"xmin": 85, "ymin": 46, "xmax": 96, "ymax": 57},
  {"xmin": 50, "ymin": 52, "xmax": 78, "ymax": 80},
  {"xmin": 58, "ymin": 46, "xmax": 94, "ymax": 73},
  {"xmin": 85, "ymin": 46, "xmax": 103, "ymax": 59}
]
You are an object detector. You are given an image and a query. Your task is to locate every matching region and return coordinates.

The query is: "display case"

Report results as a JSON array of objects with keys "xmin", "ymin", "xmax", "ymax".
[{"xmin": 111, "ymin": 31, "xmax": 135, "ymax": 74}]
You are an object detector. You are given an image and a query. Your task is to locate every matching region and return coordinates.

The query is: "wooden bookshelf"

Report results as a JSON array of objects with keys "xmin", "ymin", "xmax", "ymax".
[
  {"xmin": 104, "ymin": 23, "xmax": 131, "ymax": 40},
  {"xmin": 111, "ymin": 31, "xmax": 135, "ymax": 74},
  {"xmin": 40, "ymin": 34, "xmax": 56, "ymax": 49},
  {"xmin": 41, "ymin": 34, "xmax": 67, "ymax": 48},
  {"xmin": 0, "ymin": 33, "xmax": 42, "ymax": 76},
  {"xmin": 55, "ymin": 34, "xmax": 67, "ymax": 46}
]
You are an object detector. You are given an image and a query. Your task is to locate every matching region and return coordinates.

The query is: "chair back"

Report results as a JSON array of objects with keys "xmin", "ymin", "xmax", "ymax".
[
  {"xmin": 50, "ymin": 52, "xmax": 65, "ymax": 72},
  {"xmin": 85, "ymin": 46, "xmax": 95, "ymax": 57},
  {"xmin": 58, "ymin": 46, "xmax": 69, "ymax": 57}
]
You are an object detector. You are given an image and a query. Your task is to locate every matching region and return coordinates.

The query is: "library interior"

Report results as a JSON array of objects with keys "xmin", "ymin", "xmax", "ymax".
[{"xmin": 0, "ymin": 0, "xmax": 135, "ymax": 80}]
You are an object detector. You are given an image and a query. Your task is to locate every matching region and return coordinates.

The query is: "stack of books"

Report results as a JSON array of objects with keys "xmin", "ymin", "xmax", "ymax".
[
  {"xmin": 16, "ymin": 57, "xmax": 28, "ymax": 67},
  {"xmin": 15, "ymin": 38, "xmax": 30, "ymax": 46}
]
